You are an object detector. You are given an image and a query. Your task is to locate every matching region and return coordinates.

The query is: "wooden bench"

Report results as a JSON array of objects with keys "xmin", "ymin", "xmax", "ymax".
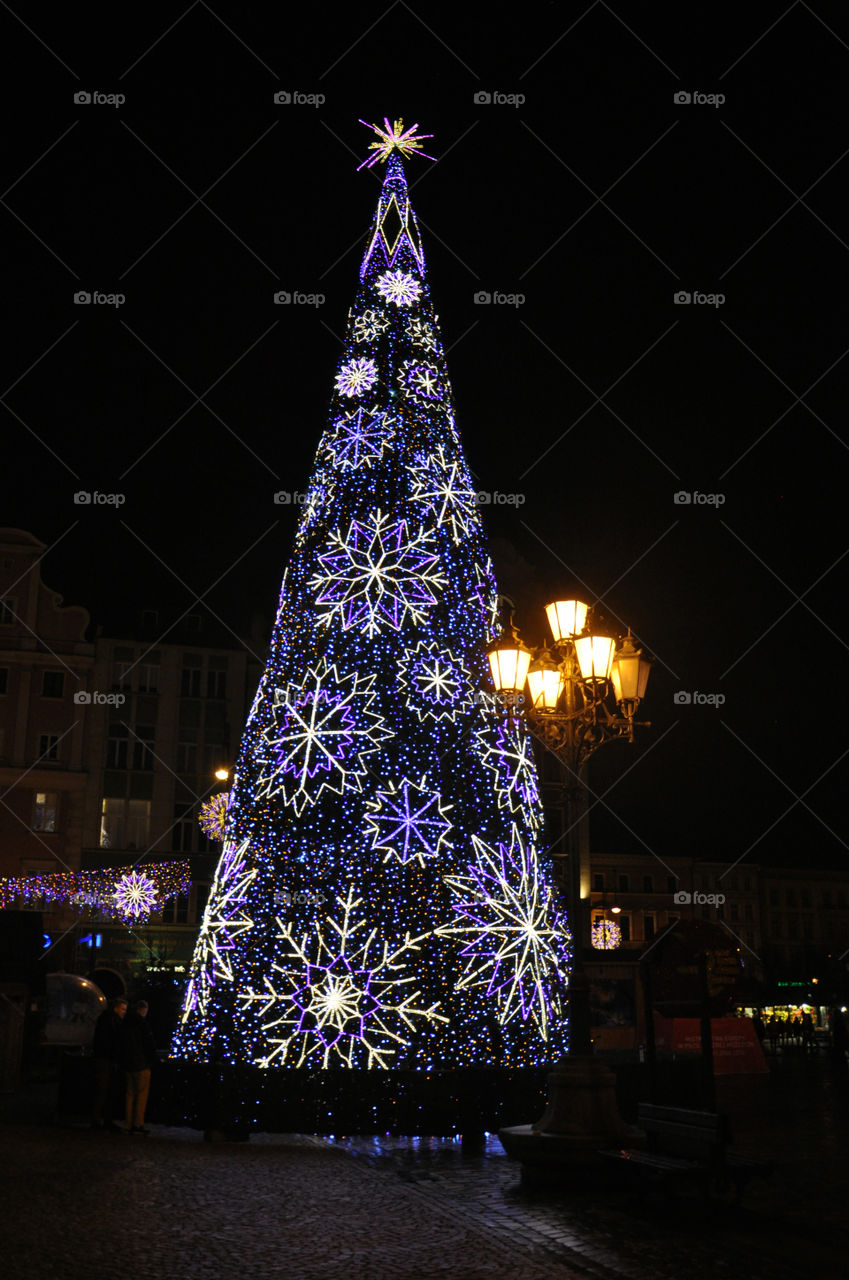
[{"xmin": 600, "ymin": 1103, "xmax": 773, "ymax": 1200}]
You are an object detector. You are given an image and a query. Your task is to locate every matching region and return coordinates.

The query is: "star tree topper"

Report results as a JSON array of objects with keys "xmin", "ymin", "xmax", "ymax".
[{"xmin": 357, "ymin": 117, "xmax": 436, "ymax": 169}]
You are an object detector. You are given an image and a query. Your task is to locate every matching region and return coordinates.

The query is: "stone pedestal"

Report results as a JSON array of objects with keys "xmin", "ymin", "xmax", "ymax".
[{"xmin": 499, "ymin": 1054, "xmax": 643, "ymax": 1178}]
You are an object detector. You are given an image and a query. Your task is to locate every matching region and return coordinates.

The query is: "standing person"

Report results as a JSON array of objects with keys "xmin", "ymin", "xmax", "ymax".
[
  {"xmin": 830, "ymin": 1008, "xmax": 848, "ymax": 1072},
  {"xmin": 121, "ymin": 1000, "xmax": 156, "ymax": 1134},
  {"xmin": 91, "ymin": 997, "xmax": 128, "ymax": 1130}
]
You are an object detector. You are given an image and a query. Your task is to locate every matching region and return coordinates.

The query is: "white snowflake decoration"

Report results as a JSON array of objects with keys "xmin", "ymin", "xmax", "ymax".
[
  {"xmin": 375, "ymin": 270, "xmax": 421, "ymax": 308},
  {"xmin": 411, "ymin": 444, "xmax": 477, "ymax": 544},
  {"xmin": 398, "ymin": 360, "xmax": 443, "ymax": 403},
  {"xmin": 437, "ymin": 825, "xmax": 570, "ymax": 1040},
  {"xmin": 396, "ymin": 640, "xmax": 474, "ymax": 723},
  {"xmin": 181, "ymin": 837, "xmax": 256, "ymax": 1023},
  {"xmin": 326, "ymin": 406, "xmax": 395, "ymax": 471},
  {"xmin": 475, "ymin": 716, "xmax": 542, "ymax": 825},
  {"xmin": 311, "ymin": 510, "xmax": 446, "ymax": 637},
  {"xmin": 241, "ymin": 888, "xmax": 447, "ymax": 1068},
  {"xmin": 405, "ymin": 314, "xmax": 438, "ymax": 352},
  {"xmin": 113, "ymin": 871, "xmax": 158, "ymax": 920},
  {"xmin": 365, "ymin": 776, "xmax": 453, "ymax": 867},
  {"xmin": 335, "ymin": 357, "xmax": 378, "ymax": 398},
  {"xmin": 352, "ymin": 309, "xmax": 390, "ymax": 343},
  {"xmin": 255, "ymin": 661, "xmax": 392, "ymax": 815}
]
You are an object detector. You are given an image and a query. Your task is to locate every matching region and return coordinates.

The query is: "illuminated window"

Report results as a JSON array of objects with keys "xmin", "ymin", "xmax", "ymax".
[
  {"xmin": 100, "ymin": 798, "xmax": 150, "ymax": 850},
  {"xmin": 32, "ymin": 792, "xmax": 58, "ymax": 832}
]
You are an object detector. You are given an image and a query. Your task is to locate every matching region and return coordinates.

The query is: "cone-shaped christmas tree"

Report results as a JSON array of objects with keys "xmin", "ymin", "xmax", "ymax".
[{"xmin": 174, "ymin": 123, "xmax": 571, "ymax": 1071}]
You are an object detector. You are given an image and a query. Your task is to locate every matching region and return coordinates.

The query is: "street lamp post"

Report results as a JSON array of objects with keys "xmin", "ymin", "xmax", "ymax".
[{"xmin": 490, "ymin": 598, "xmax": 653, "ymax": 1171}]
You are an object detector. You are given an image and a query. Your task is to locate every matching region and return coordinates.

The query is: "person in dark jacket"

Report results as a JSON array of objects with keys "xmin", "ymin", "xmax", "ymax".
[
  {"xmin": 91, "ymin": 997, "xmax": 127, "ymax": 1130},
  {"xmin": 121, "ymin": 1000, "xmax": 157, "ymax": 1134}
]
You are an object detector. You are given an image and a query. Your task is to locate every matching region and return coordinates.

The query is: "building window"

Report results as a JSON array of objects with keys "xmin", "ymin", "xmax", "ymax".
[
  {"xmin": 138, "ymin": 663, "xmax": 159, "ymax": 693},
  {"xmin": 207, "ymin": 658, "xmax": 228, "ymax": 699},
  {"xmin": 0, "ymin": 667, "xmax": 7, "ymax": 695},
  {"xmin": 106, "ymin": 724, "xmax": 129, "ymax": 769},
  {"xmin": 39, "ymin": 734, "xmax": 59, "ymax": 762},
  {"xmin": 823, "ymin": 890, "xmax": 832, "ymax": 907},
  {"xmin": 618, "ymin": 874, "xmax": 629, "ymax": 893},
  {"xmin": 787, "ymin": 917, "xmax": 798, "ymax": 940},
  {"xmin": 668, "ymin": 912, "xmax": 679, "ymax": 924},
  {"xmin": 746, "ymin": 932, "xmax": 755, "ymax": 948},
  {"xmin": 800, "ymin": 889, "xmax": 811, "ymax": 908},
  {"xmin": 593, "ymin": 873, "xmax": 605, "ymax": 892},
  {"xmin": 643, "ymin": 875, "xmax": 653, "ymax": 893},
  {"xmin": 161, "ymin": 893, "xmax": 190, "ymax": 925},
  {"xmin": 730, "ymin": 903, "xmax": 739, "ymax": 922},
  {"xmin": 131, "ymin": 727, "xmax": 155, "ymax": 771},
  {"xmin": 180, "ymin": 656, "xmax": 202, "ymax": 697},
  {"xmin": 643, "ymin": 913, "xmax": 655, "ymax": 940},
  {"xmin": 772, "ymin": 918, "xmax": 782, "ymax": 938},
  {"xmin": 786, "ymin": 888, "xmax": 796, "ymax": 907},
  {"xmin": 32, "ymin": 791, "xmax": 58, "ymax": 832},
  {"xmin": 618, "ymin": 915, "xmax": 631, "ymax": 942},
  {"xmin": 176, "ymin": 740, "xmax": 198, "ymax": 774},
  {"xmin": 769, "ymin": 889, "xmax": 779, "ymax": 906},
  {"xmin": 111, "ymin": 647, "xmax": 134, "ymax": 690},
  {"xmin": 803, "ymin": 919, "xmax": 813, "ymax": 940},
  {"xmin": 743, "ymin": 876, "xmax": 751, "ymax": 891},
  {"xmin": 99, "ymin": 798, "xmax": 150, "ymax": 851},
  {"xmin": 41, "ymin": 671, "xmax": 65, "ymax": 698},
  {"xmin": 744, "ymin": 903, "xmax": 753, "ymax": 921},
  {"xmin": 728, "ymin": 876, "xmax": 738, "ymax": 890},
  {"xmin": 0, "ymin": 598, "xmax": 16, "ymax": 625},
  {"xmin": 716, "ymin": 903, "xmax": 724, "ymax": 920},
  {"xmin": 667, "ymin": 876, "xmax": 677, "ymax": 893}
]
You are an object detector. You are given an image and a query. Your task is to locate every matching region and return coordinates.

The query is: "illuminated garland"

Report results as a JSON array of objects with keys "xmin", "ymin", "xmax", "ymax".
[
  {"xmin": 0, "ymin": 859, "xmax": 191, "ymax": 924},
  {"xmin": 173, "ymin": 137, "xmax": 570, "ymax": 1072},
  {"xmin": 591, "ymin": 919, "xmax": 621, "ymax": 950}
]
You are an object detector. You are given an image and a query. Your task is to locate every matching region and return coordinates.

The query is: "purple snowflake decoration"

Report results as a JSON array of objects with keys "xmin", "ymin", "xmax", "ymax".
[
  {"xmin": 335, "ymin": 357, "xmax": 378, "ymax": 398},
  {"xmin": 376, "ymin": 270, "xmax": 421, "ymax": 307}
]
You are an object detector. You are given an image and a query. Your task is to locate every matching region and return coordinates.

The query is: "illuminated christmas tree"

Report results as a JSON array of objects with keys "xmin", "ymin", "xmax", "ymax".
[{"xmin": 174, "ymin": 121, "xmax": 571, "ymax": 1072}]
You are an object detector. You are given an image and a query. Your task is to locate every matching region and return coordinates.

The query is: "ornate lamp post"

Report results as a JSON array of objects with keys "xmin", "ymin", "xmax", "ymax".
[{"xmin": 491, "ymin": 598, "xmax": 653, "ymax": 1170}]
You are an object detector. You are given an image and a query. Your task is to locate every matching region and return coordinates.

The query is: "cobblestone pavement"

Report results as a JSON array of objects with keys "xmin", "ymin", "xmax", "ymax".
[{"xmin": 2, "ymin": 1052, "xmax": 847, "ymax": 1280}]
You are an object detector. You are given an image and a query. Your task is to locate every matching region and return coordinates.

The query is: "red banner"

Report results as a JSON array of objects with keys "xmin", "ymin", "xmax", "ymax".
[{"xmin": 654, "ymin": 1015, "xmax": 768, "ymax": 1074}]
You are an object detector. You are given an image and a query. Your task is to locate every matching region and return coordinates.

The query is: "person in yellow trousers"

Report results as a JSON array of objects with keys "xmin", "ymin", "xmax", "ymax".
[{"xmin": 121, "ymin": 1000, "xmax": 156, "ymax": 1134}]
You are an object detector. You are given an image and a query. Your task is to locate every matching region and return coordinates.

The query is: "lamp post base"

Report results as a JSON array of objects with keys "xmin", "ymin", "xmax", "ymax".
[{"xmin": 499, "ymin": 1054, "xmax": 642, "ymax": 1179}]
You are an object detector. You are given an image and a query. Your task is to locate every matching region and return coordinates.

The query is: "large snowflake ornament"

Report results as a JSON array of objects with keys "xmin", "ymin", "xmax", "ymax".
[
  {"xmin": 396, "ymin": 640, "xmax": 473, "ymax": 723},
  {"xmin": 438, "ymin": 825, "xmax": 570, "ymax": 1040},
  {"xmin": 256, "ymin": 662, "xmax": 392, "ymax": 815},
  {"xmin": 335, "ymin": 357, "xmax": 378, "ymax": 398},
  {"xmin": 352, "ymin": 309, "xmax": 390, "ymax": 344},
  {"xmin": 398, "ymin": 360, "xmax": 443, "ymax": 402},
  {"xmin": 241, "ymin": 889, "xmax": 446, "ymax": 1068},
  {"xmin": 311, "ymin": 511, "xmax": 446, "ymax": 637},
  {"xmin": 181, "ymin": 838, "xmax": 256, "ymax": 1023},
  {"xmin": 365, "ymin": 776, "xmax": 453, "ymax": 867},
  {"xmin": 411, "ymin": 444, "xmax": 477, "ymax": 544},
  {"xmin": 376, "ymin": 270, "xmax": 422, "ymax": 308},
  {"xmin": 326, "ymin": 406, "xmax": 395, "ymax": 471},
  {"xmin": 113, "ymin": 871, "xmax": 158, "ymax": 920},
  {"xmin": 476, "ymin": 716, "xmax": 542, "ymax": 824}
]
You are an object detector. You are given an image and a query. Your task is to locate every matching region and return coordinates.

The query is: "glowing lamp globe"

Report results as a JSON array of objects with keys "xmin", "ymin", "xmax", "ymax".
[
  {"xmin": 574, "ymin": 633, "xmax": 616, "ymax": 682},
  {"xmin": 527, "ymin": 652, "xmax": 564, "ymax": 711},
  {"xmin": 487, "ymin": 628, "xmax": 532, "ymax": 695},
  {"xmin": 545, "ymin": 600, "xmax": 589, "ymax": 645},
  {"xmin": 610, "ymin": 634, "xmax": 652, "ymax": 707}
]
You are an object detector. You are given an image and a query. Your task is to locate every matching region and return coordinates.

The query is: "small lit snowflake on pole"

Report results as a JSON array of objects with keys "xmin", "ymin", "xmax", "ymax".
[
  {"xmin": 365, "ymin": 777, "xmax": 453, "ymax": 867},
  {"xmin": 335, "ymin": 357, "xmax": 378, "ymax": 398},
  {"xmin": 591, "ymin": 919, "xmax": 621, "ymax": 950},
  {"xmin": 376, "ymin": 270, "xmax": 421, "ymax": 308},
  {"xmin": 311, "ymin": 510, "xmax": 446, "ymax": 637},
  {"xmin": 438, "ymin": 826, "xmax": 570, "ymax": 1040},
  {"xmin": 198, "ymin": 791, "xmax": 230, "ymax": 843},
  {"xmin": 241, "ymin": 889, "xmax": 447, "ymax": 1068},
  {"xmin": 113, "ymin": 871, "xmax": 158, "ymax": 921},
  {"xmin": 357, "ymin": 117, "xmax": 436, "ymax": 170}
]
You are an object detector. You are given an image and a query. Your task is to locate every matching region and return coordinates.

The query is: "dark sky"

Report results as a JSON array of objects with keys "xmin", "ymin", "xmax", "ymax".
[{"xmin": 3, "ymin": 2, "xmax": 848, "ymax": 869}]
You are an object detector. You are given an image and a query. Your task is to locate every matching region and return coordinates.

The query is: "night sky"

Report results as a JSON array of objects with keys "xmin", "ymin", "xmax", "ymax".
[{"xmin": 3, "ymin": 2, "xmax": 848, "ymax": 869}]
